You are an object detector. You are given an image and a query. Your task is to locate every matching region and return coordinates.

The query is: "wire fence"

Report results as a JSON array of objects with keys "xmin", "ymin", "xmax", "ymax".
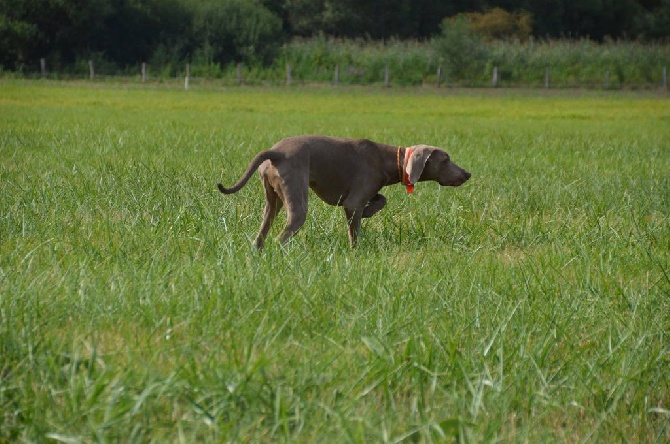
[{"xmin": 15, "ymin": 58, "xmax": 670, "ymax": 91}]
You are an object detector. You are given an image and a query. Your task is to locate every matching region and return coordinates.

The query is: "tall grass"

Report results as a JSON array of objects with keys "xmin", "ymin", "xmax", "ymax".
[
  {"xmin": 1, "ymin": 81, "xmax": 669, "ymax": 441},
  {"xmin": 281, "ymin": 37, "xmax": 436, "ymax": 86},
  {"xmin": 203, "ymin": 37, "xmax": 670, "ymax": 87},
  {"xmin": 488, "ymin": 39, "xmax": 670, "ymax": 87},
  {"xmin": 280, "ymin": 37, "xmax": 670, "ymax": 87},
  {"xmin": 9, "ymin": 37, "xmax": 670, "ymax": 89}
]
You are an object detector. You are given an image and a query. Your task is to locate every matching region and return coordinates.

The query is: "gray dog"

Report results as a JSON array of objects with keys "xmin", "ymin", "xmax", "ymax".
[{"xmin": 218, "ymin": 135, "xmax": 471, "ymax": 248}]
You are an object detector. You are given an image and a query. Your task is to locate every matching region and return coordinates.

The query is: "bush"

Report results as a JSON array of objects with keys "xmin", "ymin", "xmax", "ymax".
[{"xmin": 432, "ymin": 16, "xmax": 489, "ymax": 83}]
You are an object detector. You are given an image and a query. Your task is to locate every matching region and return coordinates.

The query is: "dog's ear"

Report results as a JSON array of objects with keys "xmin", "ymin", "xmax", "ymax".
[{"xmin": 406, "ymin": 146, "xmax": 435, "ymax": 184}]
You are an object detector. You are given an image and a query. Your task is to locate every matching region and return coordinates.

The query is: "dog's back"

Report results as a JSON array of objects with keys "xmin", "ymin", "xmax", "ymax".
[{"xmin": 270, "ymin": 136, "xmax": 390, "ymax": 205}]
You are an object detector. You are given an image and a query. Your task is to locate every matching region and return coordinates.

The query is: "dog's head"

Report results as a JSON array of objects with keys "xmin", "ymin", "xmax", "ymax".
[{"xmin": 406, "ymin": 145, "xmax": 471, "ymax": 187}]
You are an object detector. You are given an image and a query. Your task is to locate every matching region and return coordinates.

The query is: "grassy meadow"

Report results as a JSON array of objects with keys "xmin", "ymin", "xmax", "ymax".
[{"xmin": 1, "ymin": 81, "xmax": 669, "ymax": 442}]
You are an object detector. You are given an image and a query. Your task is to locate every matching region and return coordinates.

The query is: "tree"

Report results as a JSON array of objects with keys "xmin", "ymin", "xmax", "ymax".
[
  {"xmin": 2, "ymin": 0, "xmax": 669, "ymax": 73},
  {"xmin": 465, "ymin": 7, "xmax": 532, "ymax": 41},
  {"xmin": 98, "ymin": 0, "xmax": 191, "ymax": 68},
  {"xmin": 278, "ymin": 0, "xmax": 466, "ymax": 39},
  {"xmin": 0, "ymin": 5, "xmax": 39, "ymax": 69},
  {"xmin": 0, "ymin": 0, "xmax": 112, "ymax": 69},
  {"xmin": 190, "ymin": 0, "xmax": 284, "ymax": 66},
  {"xmin": 632, "ymin": 0, "xmax": 670, "ymax": 40},
  {"xmin": 498, "ymin": 0, "xmax": 646, "ymax": 40}
]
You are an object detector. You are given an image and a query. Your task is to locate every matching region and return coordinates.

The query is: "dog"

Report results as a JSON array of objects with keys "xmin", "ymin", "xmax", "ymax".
[{"xmin": 218, "ymin": 135, "xmax": 471, "ymax": 248}]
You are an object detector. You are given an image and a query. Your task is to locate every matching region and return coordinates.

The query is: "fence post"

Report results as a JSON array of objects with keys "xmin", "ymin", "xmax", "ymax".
[
  {"xmin": 663, "ymin": 66, "xmax": 668, "ymax": 90},
  {"xmin": 141, "ymin": 63, "xmax": 147, "ymax": 82},
  {"xmin": 40, "ymin": 58, "xmax": 46, "ymax": 79},
  {"xmin": 492, "ymin": 66, "xmax": 498, "ymax": 87},
  {"xmin": 384, "ymin": 65, "xmax": 390, "ymax": 87},
  {"xmin": 236, "ymin": 63, "xmax": 243, "ymax": 84},
  {"xmin": 604, "ymin": 70, "xmax": 610, "ymax": 89},
  {"xmin": 545, "ymin": 66, "xmax": 550, "ymax": 89},
  {"xmin": 88, "ymin": 60, "xmax": 95, "ymax": 79},
  {"xmin": 286, "ymin": 63, "xmax": 292, "ymax": 86},
  {"xmin": 185, "ymin": 64, "xmax": 190, "ymax": 90},
  {"xmin": 334, "ymin": 64, "xmax": 340, "ymax": 85},
  {"xmin": 437, "ymin": 66, "xmax": 442, "ymax": 88}
]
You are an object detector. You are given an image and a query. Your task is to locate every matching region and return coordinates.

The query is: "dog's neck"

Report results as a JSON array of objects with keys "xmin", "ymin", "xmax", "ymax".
[{"xmin": 381, "ymin": 145, "xmax": 400, "ymax": 186}]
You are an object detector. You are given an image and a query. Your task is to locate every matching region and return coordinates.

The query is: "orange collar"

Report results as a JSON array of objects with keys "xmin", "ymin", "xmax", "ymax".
[{"xmin": 397, "ymin": 147, "xmax": 414, "ymax": 194}]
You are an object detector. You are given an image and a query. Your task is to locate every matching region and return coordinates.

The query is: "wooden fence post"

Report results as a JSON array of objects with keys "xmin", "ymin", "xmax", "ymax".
[
  {"xmin": 236, "ymin": 63, "xmax": 242, "ymax": 84},
  {"xmin": 40, "ymin": 58, "xmax": 46, "ymax": 78},
  {"xmin": 604, "ymin": 70, "xmax": 610, "ymax": 89},
  {"xmin": 286, "ymin": 63, "xmax": 292, "ymax": 85},
  {"xmin": 384, "ymin": 65, "xmax": 390, "ymax": 87},
  {"xmin": 492, "ymin": 66, "xmax": 498, "ymax": 87},
  {"xmin": 141, "ymin": 63, "xmax": 147, "ymax": 82},
  {"xmin": 437, "ymin": 66, "xmax": 442, "ymax": 88},
  {"xmin": 545, "ymin": 66, "xmax": 550, "ymax": 89},
  {"xmin": 88, "ymin": 60, "xmax": 95, "ymax": 79},
  {"xmin": 663, "ymin": 66, "xmax": 668, "ymax": 90},
  {"xmin": 185, "ymin": 63, "xmax": 190, "ymax": 90},
  {"xmin": 334, "ymin": 64, "xmax": 340, "ymax": 85}
]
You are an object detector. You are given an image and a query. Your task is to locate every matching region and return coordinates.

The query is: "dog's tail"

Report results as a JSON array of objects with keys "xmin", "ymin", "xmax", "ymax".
[{"xmin": 217, "ymin": 150, "xmax": 285, "ymax": 195}]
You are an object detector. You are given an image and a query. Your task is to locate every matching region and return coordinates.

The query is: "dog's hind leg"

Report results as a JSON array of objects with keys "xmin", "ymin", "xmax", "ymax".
[
  {"xmin": 276, "ymin": 175, "xmax": 309, "ymax": 244},
  {"xmin": 344, "ymin": 207, "xmax": 364, "ymax": 247},
  {"xmin": 255, "ymin": 178, "xmax": 283, "ymax": 249},
  {"xmin": 255, "ymin": 161, "xmax": 284, "ymax": 249}
]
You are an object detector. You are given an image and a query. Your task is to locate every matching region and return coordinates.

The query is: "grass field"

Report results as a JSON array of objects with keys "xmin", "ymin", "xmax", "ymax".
[{"xmin": 1, "ymin": 80, "xmax": 669, "ymax": 442}]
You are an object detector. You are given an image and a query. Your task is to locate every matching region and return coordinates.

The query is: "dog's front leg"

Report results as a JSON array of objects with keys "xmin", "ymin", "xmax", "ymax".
[{"xmin": 362, "ymin": 194, "xmax": 387, "ymax": 218}]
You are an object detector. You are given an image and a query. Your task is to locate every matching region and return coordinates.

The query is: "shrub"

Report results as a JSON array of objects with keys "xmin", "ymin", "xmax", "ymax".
[{"xmin": 432, "ymin": 16, "xmax": 489, "ymax": 82}]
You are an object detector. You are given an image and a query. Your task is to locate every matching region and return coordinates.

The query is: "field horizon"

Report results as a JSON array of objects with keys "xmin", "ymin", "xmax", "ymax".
[{"xmin": 1, "ymin": 80, "xmax": 669, "ymax": 442}]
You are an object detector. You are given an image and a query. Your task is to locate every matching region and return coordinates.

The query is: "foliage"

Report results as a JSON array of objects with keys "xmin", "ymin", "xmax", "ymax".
[
  {"xmin": 433, "ymin": 17, "xmax": 489, "ymax": 82},
  {"xmin": 632, "ymin": 0, "xmax": 670, "ymax": 40},
  {"xmin": 0, "ymin": 0, "xmax": 113, "ymax": 68},
  {"xmin": 281, "ymin": 36, "xmax": 436, "ymax": 86},
  {"xmin": 485, "ymin": 38, "xmax": 670, "ymax": 87},
  {"xmin": 1, "ymin": 82, "xmax": 669, "ymax": 442},
  {"xmin": 189, "ymin": 0, "xmax": 283, "ymax": 66},
  {"xmin": 2, "ymin": 0, "xmax": 670, "ymax": 73},
  {"xmin": 276, "ymin": 0, "xmax": 455, "ymax": 39},
  {"xmin": 0, "ymin": 9, "xmax": 38, "ymax": 69},
  {"xmin": 464, "ymin": 7, "xmax": 533, "ymax": 41},
  {"xmin": 275, "ymin": 36, "xmax": 668, "ymax": 88}
]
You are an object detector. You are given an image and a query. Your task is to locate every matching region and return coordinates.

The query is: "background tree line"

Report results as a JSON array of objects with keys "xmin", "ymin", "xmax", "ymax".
[{"xmin": 1, "ymin": 0, "xmax": 669, "ymax": 74}]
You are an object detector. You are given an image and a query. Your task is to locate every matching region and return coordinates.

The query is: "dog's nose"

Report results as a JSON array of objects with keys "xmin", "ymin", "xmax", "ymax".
[{"xmin": 463, "ymin": 170, "xmax": 471, "ymax": 181}]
